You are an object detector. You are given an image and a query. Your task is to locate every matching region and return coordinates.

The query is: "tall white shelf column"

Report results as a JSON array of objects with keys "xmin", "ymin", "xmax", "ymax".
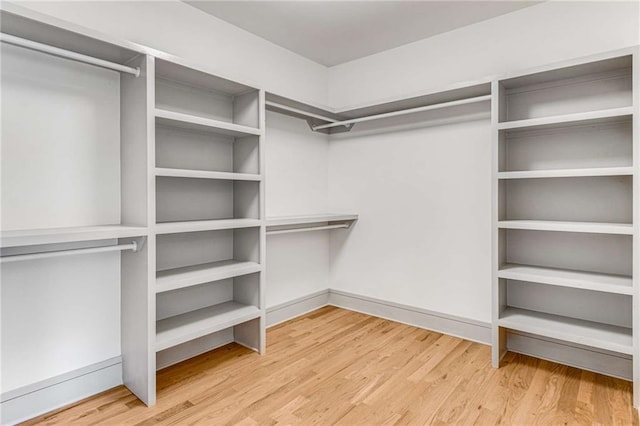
[{"xmin": 491, "ymin": 47, "xmax": 639, "ymax": 406}]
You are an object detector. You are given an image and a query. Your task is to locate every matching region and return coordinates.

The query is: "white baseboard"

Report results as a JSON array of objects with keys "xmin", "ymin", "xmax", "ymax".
[
  {"xmin": 0, "ymin": 357, "xmax": 122, "ymax": 426},
  {"xmin": 507, "ymin": 331, "xmax": 632, "ymax": 381},
  {"xmin": 266, "ymin": 289, "xmax": 330, "ymax": 328},
  {"xmin": 327, "ymin": 289, "xmax": 492, "ymax": 345},
  {"xmin": 265, "ymin": 288, "xmax": 491, "ymax": 345}
]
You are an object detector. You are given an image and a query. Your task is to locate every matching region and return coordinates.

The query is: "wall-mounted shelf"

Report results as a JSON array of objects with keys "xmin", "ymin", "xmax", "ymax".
[
  {"xmin": 498, "ymin": 307, "xmax": 633, "ymax": 355},
  {"xmin": 155, "ymin": 108, "xmax": 261, "ymax": 138},
  {"xmin": 0, "ymin": 225, "xmax": 148, "ymax": 248},
  {"xmin": 156, "ymin": 260, "xmax": 261, "ymax": 293},
  {"xmin": 497, "ymin": 106, "xmax": 633, "ymax": 131},
  {"xmin": 155, "ymin": 168, "xmax": 261, "ymax": 181},
  {"xmin": 498, "ymin": 264, "xmax": 632, "ymax": 295},
  {"xmin": 155, "ymin": 301, "xmax": 261, "ymax": 351},
  {"xmin": 266, "ymin": 213, "xmax": 358, "ymax": 235},
  {"xmin": 497, "ymin": 220, "xmax": 633, "ymax": 234},
  {"xmin": 155, "ymin": 219, "xmax": 262, "ymax": 235},
  {"xmin": 266, "ymin": 213, "xmax": 358, "ymax": 227},
  {"xmin": 497, "ymin": 166, "xmax": 634, "ymax": 179}
]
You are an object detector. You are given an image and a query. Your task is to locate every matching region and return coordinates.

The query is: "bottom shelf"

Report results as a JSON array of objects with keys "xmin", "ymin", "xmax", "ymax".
[
  {"xmin": 498, "ymin": 307, "xmax": 632, "ymax": 355},
  {"xmin": 156, "ymin": 301, "xmax": 261, "ymax": 351}
]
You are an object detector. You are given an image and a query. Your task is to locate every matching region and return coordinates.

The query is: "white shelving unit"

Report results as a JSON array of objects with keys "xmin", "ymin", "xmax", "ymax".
[
  {"xmin": 152, "ymin": 56, "xmax": 266, "ymax": 379},
  {"xmin": 491, "ymin": 47, "xmax": 639, "ymax": 405},
  {"xmin": 0, "ymin": 3, "xmax": 155, "ymax": 420}
]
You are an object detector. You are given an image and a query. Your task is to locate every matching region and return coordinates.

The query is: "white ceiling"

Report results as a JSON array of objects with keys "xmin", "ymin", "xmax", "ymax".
[{"xmin": 186, "ymin": 1, "xmax": 540, "ymax": 67}]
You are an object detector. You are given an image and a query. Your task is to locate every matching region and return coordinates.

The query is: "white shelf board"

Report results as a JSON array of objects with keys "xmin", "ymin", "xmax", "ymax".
[
  {"xmin": 0, "ymin": 225, "xmax": 148, "ymax": 248},
  {"xmin": 156, "ymin": 301, "xmax": 261, "ymax": 351},
  {"xmin": 498, "ymin": 220, "xmax": 633, "ymax": 235},
  {"xmin": 155, "ymin": 168, "xmax": 261, "ymax": 181},
  {"xmin": 498, "ymin": 167, "xmax": 634, "ymax": 179},
  {"xmin": 155, "ymin": 108, "xmax": 261, "ymax": 138},
  {"xmin": 498, "ymin": 307, "xmax": 632, "ymax": 355},
  {"xmin": 498, "ymin": 264, "xmax": 632, "ymax": 295},
  {"xmin": 497, "ymin": 107, "xmax": 633, "ymax": 131},
  {"xmin": 156, "ymin": 260, "xmax": 261, "ymax": 293},
  {"xmin": 155, "ymin": 219, "xmax": 262, "ymax": 235},
  {"xmin": 266, "ymin": 213, "xmax": 358, "ymax": 227}
]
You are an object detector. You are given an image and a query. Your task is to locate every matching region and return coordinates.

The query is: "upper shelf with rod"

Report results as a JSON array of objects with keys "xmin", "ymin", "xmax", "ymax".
[
  {"xmin": 266, "ymin": 81, "xmax": 491, "ymax": 134},
  {"xmin": 266, "ymin": 214, "xmax": 358, "ymax": 236},
  {"xmin": 0, "ymin": 3, "xmax": 145, "ymax": 76}
]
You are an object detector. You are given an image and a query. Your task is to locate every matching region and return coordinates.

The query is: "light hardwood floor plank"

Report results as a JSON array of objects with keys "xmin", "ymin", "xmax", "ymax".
[{"xmin": 22, "ymin": 307, "xmax": 638, "ymax": 425}]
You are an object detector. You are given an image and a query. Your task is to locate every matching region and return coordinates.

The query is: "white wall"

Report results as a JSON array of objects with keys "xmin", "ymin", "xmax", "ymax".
[
  {"xmin": 327, "ymin": 1, "xmax": 639, "ymax": 324},
  {"xmin": 17, "ymin": 0, "xmax": 329, "ymax": 108},
  {"xmin": 265, "ymin": 112, "xmax": 331, "ymax": 308},
  {"xmin": 329, "ymin": 106, "xmax": 492, "ymax": 322},
  {"xmin": 329, "ymin": 1, "xmax": 640, "ymax": 110}
]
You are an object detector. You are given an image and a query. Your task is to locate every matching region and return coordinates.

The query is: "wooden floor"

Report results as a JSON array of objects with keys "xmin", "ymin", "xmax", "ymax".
[{"xmin": 26, "ymin": 306, "xmax": 637, "ymax": 425}]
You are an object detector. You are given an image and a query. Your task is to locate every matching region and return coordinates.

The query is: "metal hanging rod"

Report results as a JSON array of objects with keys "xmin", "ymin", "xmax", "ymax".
[
  {"xmin": 265, "ymin": 101, "xmax": 347, "ymax": 126},
  {"xmin": 0, "ymin": 33, "xmax": 140, "ymax": 77},
  {"xmin": 0, "ymin": 241, "xmax": 139, "ymax": 263},
  {"xmin": 311, "ymin": 94, "xmax": 492, "ymax": 131},
  {"xmin": 266, "ymin": 224, "xmax": 349, "ymax": 236}
]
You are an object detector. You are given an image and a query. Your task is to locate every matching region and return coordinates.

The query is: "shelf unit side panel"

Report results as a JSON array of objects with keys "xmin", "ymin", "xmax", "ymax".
[
  {"xmin": 631, "ymin": 47, "xmax": 640, "ymax": 407},
  {"xmin": 120, "ymin": 54, "xmax": 155, "ymax": 406}
]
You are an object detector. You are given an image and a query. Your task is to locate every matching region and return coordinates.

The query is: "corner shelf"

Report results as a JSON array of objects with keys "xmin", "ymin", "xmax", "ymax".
[
  {"xmin": 155, "ymin": 108, "xmax": 262, "ymax": 138},
  {"xmin": 498, "ymin": 307, "xmax": 632, "ymax": 355},
  {"xmin": 156, "ymin": 260, "xmax": 261, "ymax": 293},
  {"xmin": 155, "ymin": 168, "xmax": 262, "ymax": 181},
  {"xmin": 498, "ymin": 264, "xmax": 632, "ymax": 295},
  {"xmin": 497, "ymin": 220, "xmax": 633, "ymax": 235},
  {"xmin": 155, "ymin": 219, "xmax": 262, "ymax": 235},
  {"xmin": 0, "ymin": 225, "xmax": 148, "ymax": 248},
  {"xmin": 497, "ymin": 106, "xmax": 633, "ymax": 131},
  {"xmin": 155, "ymin": 301, "xmax": 261, "ymax": 351},
  {"xmin": 497, "ymin": 166, "xmax": 633, "ymax": 179}
]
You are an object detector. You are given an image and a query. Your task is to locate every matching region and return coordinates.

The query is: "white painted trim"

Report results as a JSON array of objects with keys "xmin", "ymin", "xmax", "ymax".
[
  {"xmin": 328, "ymin": 289, "xmax": 492, "ymax": 345},
  {"xmin": 507, "ymin": 331, "xmax": 632, "ymax": 381},
  {"xmin": 0, "ymin": 358, "xmax": 122, "ymax": 426},
  {"xmin": 266, "ymin": 289, "xmax": 330, "ymax": 328}
]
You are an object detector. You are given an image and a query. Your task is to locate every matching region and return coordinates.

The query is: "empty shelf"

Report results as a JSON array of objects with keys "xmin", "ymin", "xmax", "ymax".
[
  {"xmin": 498, "ymin": 220, "xmax": 633, "ymax": 235},
  {"xmin": 497, "ymin": 167, "xmax": 634, "ymax": 179},
  {"xmin": 156, "ymin": 301, "xmax": 261, "ymax": 351},
  {"xmin": 266, "ymin": 213, "xmax": 358, "ymax": 227},
  {"xmin": 498, "ymin": 264, "xmax": 632, "ymax": 295},
  {"xmin": 156, "ymin": 108, "xmax": 262, "ymax": 138},
  {"xmin": 157, "ymin": 260, "xmax": 261, "ymax": 293},
  {"xmin": 155, "ymin": 168, "xmax": 262, "ymax": 181},
  {"xmin": 498, "ymin": 307, "xmax": 632, "ymax": 355},
  {"xmin": 497, "ymin": 107, "xmax": 633, "ymax": 131},
  {"xmin": 1, "ymin": 225, "xmax": 148, "ymax": 248},
  {"xmin": 155, "ymin": 219, "xmax": 262, "ymax": 234}
]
